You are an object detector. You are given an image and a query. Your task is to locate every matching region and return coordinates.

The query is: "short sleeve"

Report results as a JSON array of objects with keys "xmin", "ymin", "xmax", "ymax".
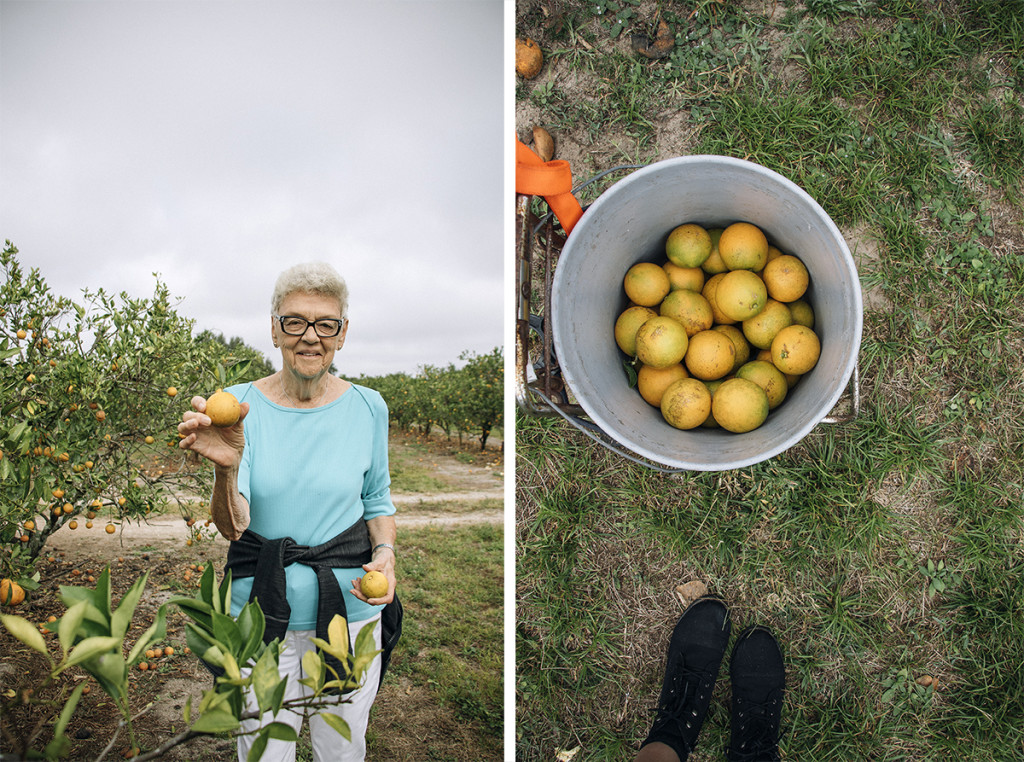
[{"xmin": 361, "ymin": 389, "xmax": 397, "ymax": 520}]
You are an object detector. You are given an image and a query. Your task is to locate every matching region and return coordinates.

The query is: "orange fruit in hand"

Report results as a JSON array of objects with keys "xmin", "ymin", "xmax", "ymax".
[
  {"xmin": 206, "ymin": 391, "xmax": 241, "ymax": 427},
  {"xmin": 360, "ymin": 571, "xmax": 389, "ymax": 599}
]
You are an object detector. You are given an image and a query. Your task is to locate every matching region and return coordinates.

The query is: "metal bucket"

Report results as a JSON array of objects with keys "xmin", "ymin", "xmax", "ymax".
[{"xmin": 550, "ymin": 155, "xmax": 863, "ymax": 471}]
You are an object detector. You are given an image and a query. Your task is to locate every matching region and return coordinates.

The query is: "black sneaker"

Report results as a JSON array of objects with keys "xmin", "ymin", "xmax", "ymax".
[
  {"xmin": 727, "ymin": 625, "xmax": 785, "ymax": 762},
  {"xmin": 641, "ymin": 595, "xmax": 731, "ymax": 761}
]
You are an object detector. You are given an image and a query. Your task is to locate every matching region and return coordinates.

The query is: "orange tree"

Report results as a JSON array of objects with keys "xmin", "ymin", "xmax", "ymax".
[
  {"xmin": 452, "ymin": 347, "xmax": 503, "ymax": 450},
  {"xmin": 0, "ymin": 241, "xmax": 260, "ymax": 585}
]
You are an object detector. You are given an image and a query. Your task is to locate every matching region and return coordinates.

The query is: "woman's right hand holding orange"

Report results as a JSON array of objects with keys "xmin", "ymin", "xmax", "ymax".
[{"xmin": 178, "ymin": 395, "xmax": 249, "ymax": 469}]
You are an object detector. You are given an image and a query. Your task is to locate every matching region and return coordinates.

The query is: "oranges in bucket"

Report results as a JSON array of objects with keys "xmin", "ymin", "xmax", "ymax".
[{"xmin": 614, "ymin": 219, "xmax": 821, "ymax": 434}]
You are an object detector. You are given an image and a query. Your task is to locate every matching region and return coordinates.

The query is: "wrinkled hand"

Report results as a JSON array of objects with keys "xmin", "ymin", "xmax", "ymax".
[
  {"xmin": 178, "ymin": 395, "xmax": 249, "ymax": 468},
  {"xmin": 349, "ymin": 554, "xmax": 396, "ymax": 606}
]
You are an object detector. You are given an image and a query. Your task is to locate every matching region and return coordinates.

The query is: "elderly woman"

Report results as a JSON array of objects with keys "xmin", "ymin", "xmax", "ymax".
[{"xmin": 178, "ymin": 262, "xmax": 399, "ymax": 762}]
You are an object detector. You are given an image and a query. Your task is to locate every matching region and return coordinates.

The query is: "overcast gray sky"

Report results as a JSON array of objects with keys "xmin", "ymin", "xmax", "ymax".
[{"xmin": 1, "ymin": 0, "xmax": 503, "ymax": 378}]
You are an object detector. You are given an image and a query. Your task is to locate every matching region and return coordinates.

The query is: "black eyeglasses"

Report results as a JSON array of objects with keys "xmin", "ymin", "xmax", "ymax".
[{"xmin": 275, "ymin": 315, "xmax": 346, "ymax": 338}]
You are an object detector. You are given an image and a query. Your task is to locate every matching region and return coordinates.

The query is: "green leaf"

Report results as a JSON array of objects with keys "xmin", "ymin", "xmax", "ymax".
[
  {"xmin": 86, "ymin": 651, "xmax": 128, "ymax": 702},
  {"xmin": 218, "ymin": 570, "xmax": 233, "ymax": 618},
  {"xmin": 327, "ymin": 614, "xmax": 349, "ymax": 659},
  {"xmin": 64, "ymin": 636, "xmax": 121, "ymax": 669},
  {"xmin": 94, "ymin": 567, "xmax": 112, "ymax": 618},
  {"xmin": 190, "ymin": 708, "xmax": 240, "ymax": 734},
  {"xmin": 251, "ymin": 648, "xmax": 283, "ymax": 715},
  {"xmin": 127, "ymin": 604, "xmax": 167, "ymax": 665},
  {"xmin": 247, "ymin": 731, "xmax": 269, "ymax": 762},
  {"xmin": 264, "ymin": 721, "xmax": 298, "ymax": 742},
  {"xmin": 200, "ymin": 565, "xmax": 218, "ymax": 612},
  {"xmin": 1, "ymin": 613, "xmax": 49, "ymax": 656},
  {"xmin": 52, "ymin": 682, "xmax": 86, "ymax": 740},
  {"xmin": 302, "ymin": 649, "xmax": 324, "ymax": 688},
  {"xmin": 111, "ymin": 572, "xmax": 148, "ymax": 639},
  {"xmin": 169, "ymin": 597, "xmax": 214, "ymax": 632},
  {"xmin": 318, "ymin": 711, "xmax": 351, "ymax": 741},
  {"xmin": 237, "ymin": 602, "xmax": 266, "ymax": 664},
  {"xmin": 211, "ymin": 610, "xmax": 242, "ymax": 655},
  {"xmin": 58, "ymin": 600, "xmax": 88, "ymax": 655}
]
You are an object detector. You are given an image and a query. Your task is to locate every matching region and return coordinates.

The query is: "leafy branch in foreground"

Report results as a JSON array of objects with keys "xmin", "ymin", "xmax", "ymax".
[{"xmin": 1, "ymin": 564, "xmax": 379, "ymax": 761}]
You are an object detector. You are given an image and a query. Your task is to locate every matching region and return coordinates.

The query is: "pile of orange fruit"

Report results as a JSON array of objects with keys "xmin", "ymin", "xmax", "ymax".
[{"xmin": 614, "ymin": 221, "xmax": 821, "ymax": 433}]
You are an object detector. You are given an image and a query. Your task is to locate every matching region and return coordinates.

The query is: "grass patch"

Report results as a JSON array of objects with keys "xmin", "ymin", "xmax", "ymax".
[
  {"xmin": 517, "ymin": 2, "xmax": 1024, "ymax": 760},
  {"xmin": 367, "ymin": 522, "xmax": 503, "ymax": 759}
]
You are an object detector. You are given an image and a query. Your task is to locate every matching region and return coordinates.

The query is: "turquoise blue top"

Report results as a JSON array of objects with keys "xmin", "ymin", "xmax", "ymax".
[{"xmin": 225, "ymin": 381, "xmax": 396, "ymax": 627}]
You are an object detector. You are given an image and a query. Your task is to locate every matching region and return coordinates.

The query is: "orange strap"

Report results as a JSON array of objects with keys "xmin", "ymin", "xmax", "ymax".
[{"xmin": 515, "ymin": 136, "xmax": 583, "ymax": 235}]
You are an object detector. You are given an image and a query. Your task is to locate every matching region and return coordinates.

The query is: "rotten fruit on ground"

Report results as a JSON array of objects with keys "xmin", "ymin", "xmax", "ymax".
[{"xmin": 515, "ymin": 37, "xmax": 543, "ymax": 79}]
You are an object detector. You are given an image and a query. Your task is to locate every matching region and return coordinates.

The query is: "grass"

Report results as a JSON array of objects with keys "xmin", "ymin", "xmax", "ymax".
[{"xmin": 516, "ymin": 1, "xmax": 1024, "ymax": 760}]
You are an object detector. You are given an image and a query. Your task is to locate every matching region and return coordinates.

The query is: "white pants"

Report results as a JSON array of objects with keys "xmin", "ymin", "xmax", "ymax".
[{"xmin": 237, "ymin": 614, "xmax": 382, "ymax": 762}]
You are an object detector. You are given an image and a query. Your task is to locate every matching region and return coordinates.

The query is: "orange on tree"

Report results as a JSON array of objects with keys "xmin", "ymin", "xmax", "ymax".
[
  {"xmin": 1, "ymin": 579, "xmax": 25, "ymax": 606},
  {"xmin": 167, "ymin": 386, "xmax": 178, "ymax": 397},
  {"xmin": 105, "ymin": 524, "xmax": 116, "ymax": 534}
]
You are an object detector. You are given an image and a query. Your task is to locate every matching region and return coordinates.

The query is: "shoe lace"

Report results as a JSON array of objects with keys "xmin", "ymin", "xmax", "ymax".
[
  {"xmin": 730, "ymin": 691, "xmax": 781, "ymax": 762},
  {"xmin": 651, "ymin": 659, "xmax": 716, "ymax": 737}
]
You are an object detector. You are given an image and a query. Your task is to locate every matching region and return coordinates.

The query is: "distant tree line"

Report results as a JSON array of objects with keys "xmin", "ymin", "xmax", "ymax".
[{"xmin": 353, "ymin": 347, "xmax": 503, "ymax": 450}]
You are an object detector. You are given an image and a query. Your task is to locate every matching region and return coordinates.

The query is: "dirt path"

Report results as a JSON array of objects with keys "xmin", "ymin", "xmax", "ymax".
[{"xmin": 47, "ymin": 491, "xmax": 504, "ymax": 555}]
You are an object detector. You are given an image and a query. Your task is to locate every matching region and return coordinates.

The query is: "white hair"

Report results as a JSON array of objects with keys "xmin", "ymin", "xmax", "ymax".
[{"xmin": 271, "ymin": 262, "xmax": 349, "ymax": 318}]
